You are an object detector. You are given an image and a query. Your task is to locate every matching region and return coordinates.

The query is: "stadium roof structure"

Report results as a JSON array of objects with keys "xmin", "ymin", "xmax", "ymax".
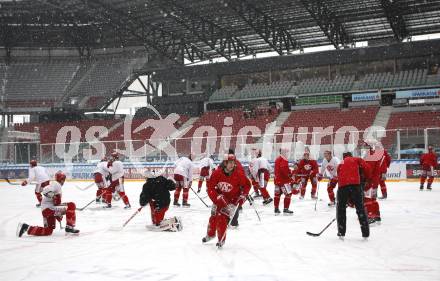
[{"xmin": 1, "ymin": 0, "xmax": 440, "ymax": 64}]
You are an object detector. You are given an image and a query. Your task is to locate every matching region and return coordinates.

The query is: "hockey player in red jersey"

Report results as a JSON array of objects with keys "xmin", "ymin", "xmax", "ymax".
[
  {"xmin": 336, "ymin": 152, "xmax": 370, "ymax": 239},
  {"xmin": 297, "ymin": 152, "xmax": 319, "ymax": 199},
  {"xmin": 363, "ymin": 141, "xmax": 383, "ymax": 224},
  {"xmin": 274, "ymin": 148, "xmax": 300, "ymax": 215},
  {"xmin": 103, "ymin": 152, "xmax": 131, "ymax": 209},
  {"xmin": 202, "ymin": 154, "xmax": 251, "ymax": 248},
  {"xmin": 21, "ymin": 160, "xmax": 50, "ymax": 207},
  {"xmin": 17, "ymin": 171, "xmax": 80, "ymax": 237},
  {"xmin": 419, "ymin": 145, "xmax": 438, "ymax": 191},
  {"xmin": 378, "ymin": 149, "xmax": 391, "ymax": 199}
]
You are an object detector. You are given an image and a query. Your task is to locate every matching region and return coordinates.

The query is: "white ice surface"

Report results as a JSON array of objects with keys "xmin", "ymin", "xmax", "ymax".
[{"xmin": 0, "ymin": 181, "xmax": 439, "ymax": 281}]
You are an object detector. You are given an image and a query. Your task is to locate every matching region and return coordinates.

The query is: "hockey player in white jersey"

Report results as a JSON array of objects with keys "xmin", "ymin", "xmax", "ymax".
[
  {"xmin": 103, "ymin": 152, "xmax": 131, "ymax": 209},
  {"xmin": 17, "ymin": 171, "xmax": 80, "ymax": 237},
  {"xmin": 173, "ymin": 153, "xmax": 195, "ymax": 207},
  {"xmin": 252, "ymin": 150, "xmax": 274, "ymax": 205},
  {"xmin": 318, "ymin": 150, "xmax": 340, "ymax": 206},
  {"xmin": 21, "ymin": 160, "xmax": 50, "ymax": 207},
  {"xmin": 94, "ymin": 157, "xmax": 110, "ymax": 203},
  {"xmin": 197, "ymin": 154, "xmax": 216, "ymax": 193}
]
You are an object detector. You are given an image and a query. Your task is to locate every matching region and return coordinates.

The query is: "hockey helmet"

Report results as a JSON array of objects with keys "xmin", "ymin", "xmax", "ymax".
[
  {"xmin": 55, "ymin": 171, "xmax": 66, "ymax": 183},
  {"xmin": 30, "ymin": 159, "xmax": 37, "ymax": 167}
]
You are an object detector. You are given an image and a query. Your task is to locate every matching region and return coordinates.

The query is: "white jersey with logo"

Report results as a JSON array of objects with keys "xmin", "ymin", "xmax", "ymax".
[
  {"xmin": 320, "ymin": 157, "xmax": 340, "ymax": 179},
  {"xmin": 199, "ymin": 157, "xmax": 215, "ymax": 169},
  {"xmin": 174, "ymin": 157, "xmax": 194, "ymax": 181},
  {"xmin": 109, "ymin": 160, "xmax": 124, "ymax": 180},
  {"xmin": 27, "ymin": 166, "xmax": 50, "ymax": 184},
  {"xmin": 254, "ymin": 157, "xmax": 272, "ymax": 174},
  {"xmin": 94, "ymin": 161, "xmax": 110, "ymax": 177},
  {"xmin": 249, "ymin": 158, "xmax": 259, "ymax": 179},
  {"xmin": 41, "ymin": 181, "xmax": 62, "ymax": 210}
]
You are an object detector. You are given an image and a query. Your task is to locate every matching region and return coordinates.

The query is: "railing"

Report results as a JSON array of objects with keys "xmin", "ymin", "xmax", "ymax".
[{"xmin": 1, "ymin": 127, "xmax": 438, "ymax": 164}]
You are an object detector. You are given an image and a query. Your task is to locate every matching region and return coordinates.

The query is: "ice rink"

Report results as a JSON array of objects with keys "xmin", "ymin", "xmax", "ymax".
[{"xmin": 0, "ymin": 180, "xmax": 439, "ymax": 281}]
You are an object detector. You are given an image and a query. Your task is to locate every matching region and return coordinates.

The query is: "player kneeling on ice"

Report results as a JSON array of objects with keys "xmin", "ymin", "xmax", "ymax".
[
  {"xmin": 139, "ymin": 170, "xmax": 182, "ymax": 232},
  {"xmin": 17, "ymin": 171, "xmax": 80, "ymax": 237},
  {"xmin": 202, "ymin": 154, "xmax": 251, "ymax": 248},
  {"xmin": 336, "ymin": 152, "xmax": 370, "ymax": 239}
]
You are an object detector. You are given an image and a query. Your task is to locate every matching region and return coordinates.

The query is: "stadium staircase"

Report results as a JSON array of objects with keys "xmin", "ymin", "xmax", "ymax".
[
  {"xmin": 255, "ymin": 111, "xmax": 291, "ymax": 144},
  {"xmin": 372, "ymin": 106, "xmax": 393, "ymax": 140}
]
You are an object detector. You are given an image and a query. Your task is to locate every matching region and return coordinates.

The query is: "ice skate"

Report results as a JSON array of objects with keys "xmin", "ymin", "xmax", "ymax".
[
  {"xmin": 216, "ymin": 241, "xmax": 225, "ymax": 248},
  {"xmin": 202, "ymin": 235, "xmax": 215, "ymax": 243},
  {"xmin": 16, "ymin": 223, "xmax": 29, "ymax": 237},
  {"xmin": 263, "ymin": 198, "xmax": 273, "ymax": 205},
  {"xmin": 182, "ymin": 201, "xmax": 191, "ymax": 208},
  {"xmin": 274, "ymin": 208, "xmax": 281, "ymax": 215},
  {"xmin": 65, "ymin": 225, "xmax": 80, "ymax": 235}
]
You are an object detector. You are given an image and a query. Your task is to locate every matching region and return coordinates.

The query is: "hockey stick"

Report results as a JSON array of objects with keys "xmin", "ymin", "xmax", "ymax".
[
  {"xmin": 73, "ymin": 182, "xmax": 95, "ymax": 191},
  {"xmin": 109, "ymin": 206, "xmax": 144, "ymax": 231},
  {"xmin": 314, "ymin": 181, "xmax": 320, "ymax": 211},
  {"xmin": 4, "ymin": 178, "xmax": 22, "ymax": 186},
  {"xmin": 189, "ymin": 186, "xmax": 210, "ymax": 208},
  {"xmin": 76, "ymin": 196, "xmax": 101, "ymax": 211},
  {"xmin": 306, "ymin": 218, "xmax": 336, "ymax": 237},
  {"xmin": 246, "ymin": 195, "xmax": 261, "ymax": 222}
]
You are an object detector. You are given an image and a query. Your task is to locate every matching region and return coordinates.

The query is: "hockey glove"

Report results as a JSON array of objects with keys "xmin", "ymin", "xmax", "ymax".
[
  {"xmin": 317, "ymin": 173, "xmax": 323, "ymax": 181},
  {"xmin": 216, "ymin": 195, "xmax": 228, "ymax": 209},
  {"xmin": 220, "ymin": 204, "xmax": 236, "ymax": 218},
  {"xmin": 281, "ymin": 183, "xmax": 293, "ymax": 195},
  {"xmin": 236, "ymin": 195, "xmax": 247, "ymax": 206},
  {"xmin": 21, "ymin": 180, "xmax": 28, "ymax": 186}
]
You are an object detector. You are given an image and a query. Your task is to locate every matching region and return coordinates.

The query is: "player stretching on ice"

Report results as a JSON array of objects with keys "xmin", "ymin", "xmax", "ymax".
[
  {"xmin": 363, "ymin": 141, "xmax": 383, "ymax": 224},
  {"xmin": 419, "ymin": 145, "xmax": 438, "ymax": 191},
  {"xmin": 252, "ymin": 150, "xmax": 273, "ymax": 205},
  {"xmin": 197, "ymin": 154, "xmax": 215, "ymax": 193},
  {"xmin": 21, "ymin": 160, "xmax": 50, "ymax": 207},
  {"xmin": 297, "ymin": 152, "xmax": 319, "ymax": 199},
  {"xmin": 17, "ymin": 171, "xmax": 80, "ymax": 237},
  {"xmin": 202, "ymin": 154, "xmax": 251, "ymax": 248},
  {"xmin": 103, "ymin": 152, "xmax": 131, "ymax": 209},
  {"xmin": 139, "ymin": 170, "xmax": 182, "ymax": 231},
  {"xmin": 94, "ymin": 157, "xmax": 109, "ymax": 203},
  {"xmin": 173, "ymin": 153, "xmax": 195, "ymax": 207},
  {"xmin": 318, "ymin": 150, "xmax": 340, "ymax": 206},
  {"xmin": 274, "ymin": 148, "xmax": 299, "ymax": 215},
  {"xmin": 336, "ymin": 152, "xmax": 370, "ymax": 239}
]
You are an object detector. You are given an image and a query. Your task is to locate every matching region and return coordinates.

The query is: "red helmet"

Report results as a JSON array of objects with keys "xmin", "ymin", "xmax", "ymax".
[
  {"xmin": 55, "ymin": 171, "xmax": 66, "ymax": 183},
  {"xmin": 30, "ymin": 160, "xmax": 37, "ymax": 167}
]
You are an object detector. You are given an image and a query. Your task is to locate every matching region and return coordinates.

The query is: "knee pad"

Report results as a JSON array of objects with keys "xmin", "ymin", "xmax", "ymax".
[{"xmin": 67, "ymin": 202, "xmax": 76, "ymax": 210}]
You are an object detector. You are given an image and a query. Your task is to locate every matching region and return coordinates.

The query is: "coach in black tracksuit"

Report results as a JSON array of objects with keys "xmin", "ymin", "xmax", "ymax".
[
  {"xmin": 139, "ymin": 172, "xmax": 176, "ymax": 226},
  {"xmin": 336, "ymin": 152, "xmax": 370, "ymax": 238}
]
